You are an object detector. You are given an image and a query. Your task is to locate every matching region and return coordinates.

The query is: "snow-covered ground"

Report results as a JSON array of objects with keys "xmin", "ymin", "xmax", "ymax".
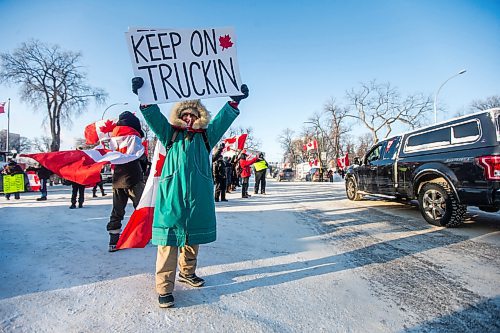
[{"xmin": 1, "ymin": 180, "xmax": 499, "ymax": 332}]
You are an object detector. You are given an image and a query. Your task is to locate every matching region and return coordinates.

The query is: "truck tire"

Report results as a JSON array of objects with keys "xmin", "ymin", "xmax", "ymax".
[
  {"xmin": 418, "ymin": 182, "xmax": 466, "ymax": 227},
  {"xmin": 346, "ymin": 177, "xmax": 363, "ymax": 201}
]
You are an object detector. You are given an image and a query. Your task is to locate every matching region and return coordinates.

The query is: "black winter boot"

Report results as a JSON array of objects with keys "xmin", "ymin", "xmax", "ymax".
[
  {"xmin": 158, "ymin": 293, "xmax": 175, "ymax": 308},
  {"xmin": 178, "ymin": 273, "xmax": 205, "ymax": 287},
  {"xmin": 108, "ymin": 233, "xmax": 120, "ymax": 252}
]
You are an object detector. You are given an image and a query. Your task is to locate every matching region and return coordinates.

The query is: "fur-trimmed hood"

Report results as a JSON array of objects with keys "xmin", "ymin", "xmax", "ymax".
[{"xmin": 169, "ymin": 100, "xmax": 211, "ymax": 129}]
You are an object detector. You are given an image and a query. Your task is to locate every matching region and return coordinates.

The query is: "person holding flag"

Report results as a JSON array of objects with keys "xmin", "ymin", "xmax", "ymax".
[
  {"xmin": 239, "ymin": 151, "xmax": 259, "ymax": 198},
  {"xmin": 107, "ymin": 111, "xmax": 149, "ymax": 252},
  {"xmin": 132, "ymin": 77, "xmax": 249, "ymax": 308}
]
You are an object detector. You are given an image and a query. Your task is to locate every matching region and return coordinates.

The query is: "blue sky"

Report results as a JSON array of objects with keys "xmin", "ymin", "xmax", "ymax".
[{"xmin": 0, "ymin": 0, "xmax": 499, "ymax": 161}]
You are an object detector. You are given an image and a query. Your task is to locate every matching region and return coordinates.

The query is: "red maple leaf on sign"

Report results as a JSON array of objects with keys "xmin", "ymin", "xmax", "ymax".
[
  {"xmin": 99, "ymin": 120, "xmax": 116, "ymax": 134},
  {"xmin": 154, "ymin": 153, "xmax": 166, "ymax": 177},
  {"xmin": 219, "ymin": 34, "xmax": 233, "ymax": 50}
]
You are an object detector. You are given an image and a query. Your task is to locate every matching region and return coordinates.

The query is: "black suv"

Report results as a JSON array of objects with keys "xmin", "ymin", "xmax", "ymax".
[{"xmin": 345, "ymin": 108, "xmax": 499, "ymax": 227}]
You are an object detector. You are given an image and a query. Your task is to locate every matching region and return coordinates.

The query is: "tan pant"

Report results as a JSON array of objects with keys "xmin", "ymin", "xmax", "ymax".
[{"xmin": 155, "ymin": 245, "xmax": 199, "ymax": 294}]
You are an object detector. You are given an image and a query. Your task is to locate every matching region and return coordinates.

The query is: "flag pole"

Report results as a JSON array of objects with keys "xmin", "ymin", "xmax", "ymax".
[{"xmin": 6, "ymin": 98, "xmax": 10, "ymax": 152}]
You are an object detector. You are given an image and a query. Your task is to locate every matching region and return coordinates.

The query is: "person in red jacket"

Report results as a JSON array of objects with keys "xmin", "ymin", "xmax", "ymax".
[{"xmin": 238, "ymin": 152, "xmax": 258, "ymax": 198}]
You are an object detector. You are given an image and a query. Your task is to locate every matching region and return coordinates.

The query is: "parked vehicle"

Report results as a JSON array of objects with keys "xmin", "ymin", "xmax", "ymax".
[
  {"xmin": 306, "ymin": 167, "xmax": 328, "ymax": 182},
  {"xmin": 345, "ymin": 108, "xmax": 500, "ymax": 227},
  {"xmin": 295, "ymin": 162, "xmax": 312, "ymax": 181},
  {"xmin": 278, "ymin": 168, "xmax": 294, "ymax": 181}
]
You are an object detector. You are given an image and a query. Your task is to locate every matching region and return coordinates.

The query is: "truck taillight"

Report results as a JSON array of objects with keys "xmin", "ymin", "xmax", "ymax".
[{"xmin": 476, "ymin": 155, "xmax": 500, "ymax": 180}]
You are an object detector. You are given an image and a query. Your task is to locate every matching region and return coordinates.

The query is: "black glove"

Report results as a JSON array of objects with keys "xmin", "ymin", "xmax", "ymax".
[
  {"xmin": 230, "ymin": 84, "xmax": 249, "ymax": 103},
  {"xmin": 132, "ymin": 77, "xmax": 144, "ymax": 95}
]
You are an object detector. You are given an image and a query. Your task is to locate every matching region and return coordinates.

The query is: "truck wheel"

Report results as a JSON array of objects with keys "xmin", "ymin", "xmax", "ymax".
[
  {"xmin": 346, "ymin": 177, "xmax": 363, "ymax": 201},
  {"xmin": 418, "ymin": 183, "xmax": 466, "ymax": 227}
]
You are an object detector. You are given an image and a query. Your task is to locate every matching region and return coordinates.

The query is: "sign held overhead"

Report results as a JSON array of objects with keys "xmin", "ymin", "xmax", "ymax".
[{"xmin": 125, "ymin": 27, "xmax": 242, "ymax": 104}]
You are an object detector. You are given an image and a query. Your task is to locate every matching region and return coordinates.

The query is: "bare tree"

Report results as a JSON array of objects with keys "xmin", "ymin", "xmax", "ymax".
[
  {"xmin": 354, "ymin": 133, "xmax": 373, "ymax": 158},
  {"xmin": 16, "ymin": 137, "xmax": 31, "ymax": 153},
  {"xmin": 346, "ymin": 80, "xmax": 432, "ymax": 143},
  {"xmin": 470, "ymin": 95, "xmax": 500, "ymax": 112},
  {"xmin": 340, "ymin": 134, "xmax": 355, "ymax": 158},
  {"xmin": 0, "ymin": 40, "xmax": 107, "ymax": 151},
  {"xmin": 31, "ymin": 136, "xmax": 52, "ymax": 152},
  {"xmin": 323, "ymin": 98, "xmax": 350, "ymax": 160},
  {"xmin": 226, "ymin": 126, "xmax": 261, "ymax": 151},
  {"xmin": 278, "ymin": 128, "xmax": 306, "ymax": 165}
]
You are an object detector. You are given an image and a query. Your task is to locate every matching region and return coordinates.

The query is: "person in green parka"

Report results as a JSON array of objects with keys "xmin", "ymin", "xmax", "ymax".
[{"xmin": 132, "ymin": 77, "xmax": 249, "ymax": 308}]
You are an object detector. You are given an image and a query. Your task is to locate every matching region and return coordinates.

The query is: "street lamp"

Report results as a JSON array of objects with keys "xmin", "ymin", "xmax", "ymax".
[
  {"xmin": 433, "ymin": 69, "xmax": 466, "ymax": 123},
  {"xmin": 101, "ymin": 102, "xmax": 128, "ymax": 120}
]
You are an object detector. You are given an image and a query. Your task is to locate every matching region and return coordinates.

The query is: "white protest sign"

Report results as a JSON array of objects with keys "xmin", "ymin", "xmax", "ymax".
[{"xmin": 125, "ymin": 27, "xmax": 242, "ymax": 104}]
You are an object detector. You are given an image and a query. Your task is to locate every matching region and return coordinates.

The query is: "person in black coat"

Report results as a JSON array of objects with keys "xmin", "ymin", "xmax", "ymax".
[
  {"xmin": 213, "ymin": 154, "xmax": 227, "ymax": 202},
  {"xmin": 224, "ymin": 156, "xmax": 232, "ymax": 193},
  {"xmin": 107, "ymin": 111, "xmax": 147, "ymax": 252}
]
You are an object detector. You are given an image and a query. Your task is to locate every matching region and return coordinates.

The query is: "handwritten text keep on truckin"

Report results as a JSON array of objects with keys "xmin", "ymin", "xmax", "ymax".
[{"xmin": 130, "ymin": 29, "xmax": 239, "ymax": 101}]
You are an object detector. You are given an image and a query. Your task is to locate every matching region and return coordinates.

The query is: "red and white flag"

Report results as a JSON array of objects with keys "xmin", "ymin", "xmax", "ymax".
[
  {"xmin": 0, "ymin": 102, "xmax": 5, "ymax": 114},
  {"xmin": 306, "ymin": 140, "xmax": 318, "ymax": 151},
  {"xmin": 109, "ymin": 126, "xmax": 145, "ymax": 155},
  {"xmin": 223, "ymin": 133, "xmax": 248, "ymax": 153},
  {"xmin": 337, "ymin": 153, "xmax": 350, "ymax": 169},
  {"xmin": 22, "ymin": 146, "xmax": 144, "ymax": 186},
  {"xmin": 116, "ymin": 140, "xmax": 165, "ymax": 249},
  {"xmin": 309, "ymin": 158, "xmax": 320, "ymax": 167},
  {"xmin": 26, "ymin": 171, "xmax": 41, "ymax": 191},
  {"xmin": 84, "ymin": 118, "xmax": 117, "ymax": 145}
]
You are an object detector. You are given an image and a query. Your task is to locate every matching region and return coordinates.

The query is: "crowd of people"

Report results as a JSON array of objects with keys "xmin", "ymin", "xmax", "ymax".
[{"xmin": 212, "ymin": 145, "xmax": 269, "ymax": 201}]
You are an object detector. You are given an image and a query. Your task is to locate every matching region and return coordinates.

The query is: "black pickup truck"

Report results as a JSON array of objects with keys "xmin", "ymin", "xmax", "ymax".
[{"xmin": 345, "ymin": 108, "xmax": 499, "ymax": 227}]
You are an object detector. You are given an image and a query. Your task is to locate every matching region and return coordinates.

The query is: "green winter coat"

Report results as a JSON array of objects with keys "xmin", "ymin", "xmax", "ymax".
[{"xmin": 141, "ymin": 101, "xmax": 239, "ymax": 247}]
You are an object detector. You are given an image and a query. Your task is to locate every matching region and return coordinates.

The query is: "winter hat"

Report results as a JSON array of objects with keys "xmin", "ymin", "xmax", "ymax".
[
  {"xmin": 117, "ymin": 111, "xmax": 144, "ymax": 137},
  {"xmin": 169, "ymin": 100, "xmax": 211, "ymax": 129}
]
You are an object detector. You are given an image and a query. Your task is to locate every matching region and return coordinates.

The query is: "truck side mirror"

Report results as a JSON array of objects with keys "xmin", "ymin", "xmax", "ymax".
[{"xmin": 354, "ymin": 157, "xmax": 361, "ymax": 165}]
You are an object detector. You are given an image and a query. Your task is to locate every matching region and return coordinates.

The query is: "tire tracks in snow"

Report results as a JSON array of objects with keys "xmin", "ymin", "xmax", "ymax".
[{"xmin": 294, "ymin": 199, "xmax": 500, "ymax": 332}]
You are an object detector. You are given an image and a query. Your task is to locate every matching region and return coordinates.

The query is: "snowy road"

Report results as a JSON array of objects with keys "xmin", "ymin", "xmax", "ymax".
[{"xmin": 1, "ymin": 180, "xmax": 499, "ymax": 332}]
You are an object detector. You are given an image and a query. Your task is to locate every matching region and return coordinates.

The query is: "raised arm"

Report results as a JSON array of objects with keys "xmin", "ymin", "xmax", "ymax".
[
  {"xmin": 132, "ymin": 77, "xmax": 172, "ymax": 144},
  {"xmin": 206, "ymin": 84, "xmax": 249, "ymax": 148}
]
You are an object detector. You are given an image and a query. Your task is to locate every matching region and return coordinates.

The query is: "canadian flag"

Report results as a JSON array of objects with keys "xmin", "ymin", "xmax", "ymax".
[
  {"xmin": 22, "ymin": 147, "xmax": 144, "ymax": 186},
  {"xmin": 26, "ymin": 171, "xmax": 41, "ymax": 191},
  {"xmin": 223, "ymin": 133, "xmax": 248, "ymax": 152},
  {"xmin": 0, "ymin": 102, "xmax": 5, "ymax": 114},
  {"xmin": 306, "ymin": 140, "xmax": 318, "ymax": 151},
  {"xmin": 309, "ymin": 159, "xmax": 320, "ymax": 167},
  {"xmin": 337, "ymin": 153, "xmax": 350, "ymax": 169},
  {"xmin": 84, "ymin": 118, "xmax": 117, "ymax": 145},
  {"xmin": 21, "ymin": 127, "xmax": 145, "ymax": 186},
  {"xmin": 116, "ymin": 140, "xmax": 165, "ymax": 249}
]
